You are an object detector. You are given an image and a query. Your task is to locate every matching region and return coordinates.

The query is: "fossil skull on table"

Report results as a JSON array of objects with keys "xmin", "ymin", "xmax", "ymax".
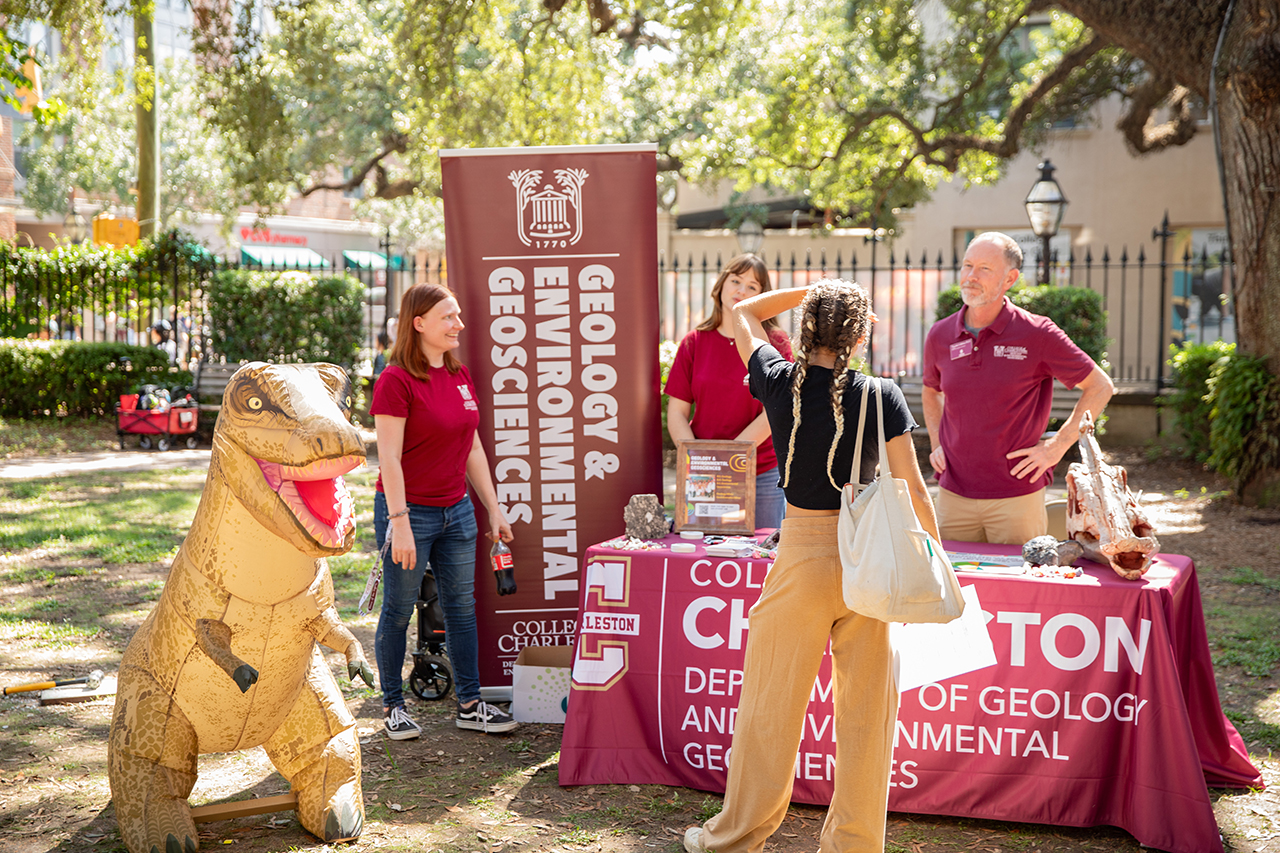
[{"xmin": 1065, "ymin": 413, "xmax": 1159, "ymax": 580}]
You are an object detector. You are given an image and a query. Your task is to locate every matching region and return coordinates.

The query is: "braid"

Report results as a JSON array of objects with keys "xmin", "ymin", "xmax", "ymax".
[
  {"xmin": 782, "ymin": 309, "xmax": 818, "ymax": 487},
  {"xmin": 787, "ymin": 279, "xmax": 873, "ymax": 490},
  {"xmin": 825, "ymin": 327, "xmax": 859, "ymax": 489}
]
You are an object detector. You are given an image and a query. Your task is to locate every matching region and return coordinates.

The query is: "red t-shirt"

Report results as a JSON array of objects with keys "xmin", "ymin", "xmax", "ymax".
[
  {"xmin": 665, "ymin": 328, "xmax": 793, "ymax": 473},
  {"xmin": 923, "ymin": 299, "xmax": 1096, "ymax": 499},
  {"xmin": 371, "ymin": 363, "xmax": 480, "ymax": 506}
]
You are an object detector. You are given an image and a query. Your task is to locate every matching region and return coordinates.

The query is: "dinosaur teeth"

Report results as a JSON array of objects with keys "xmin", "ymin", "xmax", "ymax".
[
  {"xmin": 279, "ymin": 479, "xmax": 354, "ymax": 549},
  {"xmin": 257, "ymin": 456, "xmax": 358, "ymax": 549}
]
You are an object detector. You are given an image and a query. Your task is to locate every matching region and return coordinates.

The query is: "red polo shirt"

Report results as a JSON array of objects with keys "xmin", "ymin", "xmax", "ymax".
[
  {"xmin": 665, "ymin": 328, "xmax": 792, "ymax": 474},
  {"xmin": 923, "ymin": 298, "xmax": 1095, "ymax": 499},
  {"xmin": 371, "ymin": 363, "xmax": 480, "ymax": 506}
]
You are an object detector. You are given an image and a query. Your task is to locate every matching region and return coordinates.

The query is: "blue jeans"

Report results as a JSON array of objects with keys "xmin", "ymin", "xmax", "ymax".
[
  {"xmin": 374, "ymin": 492, "xmax": 481, "ymax": 708},
  {"xmin": 755, "ymin": 468, "xmax": 786, "ymax": 531}
]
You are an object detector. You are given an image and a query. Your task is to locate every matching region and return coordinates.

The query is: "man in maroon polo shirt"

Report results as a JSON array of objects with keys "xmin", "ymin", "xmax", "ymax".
[{"xmin": 922, "ymin": 232, "xmax": 1114, "ymax": 544}]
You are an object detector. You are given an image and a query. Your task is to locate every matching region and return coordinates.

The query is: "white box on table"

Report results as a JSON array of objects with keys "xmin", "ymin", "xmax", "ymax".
[{"xmin": 511, "ymin": 645, "xmax": 573, "ymax": 723}]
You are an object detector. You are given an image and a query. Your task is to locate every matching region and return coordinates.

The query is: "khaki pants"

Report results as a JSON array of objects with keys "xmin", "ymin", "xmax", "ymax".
[
  {"xmin": 701, "ymin": 516, "xmax": 897, "ymax": 853},
  {"xmin": 936, "ymin": 487, "xmax": 1047, "ymax": 545}
]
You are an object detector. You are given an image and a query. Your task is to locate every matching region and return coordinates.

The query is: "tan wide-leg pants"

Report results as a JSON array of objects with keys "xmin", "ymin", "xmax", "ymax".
[{"xmin": 700, "ymin": 516, "xmax": 898, "ymax": 853}]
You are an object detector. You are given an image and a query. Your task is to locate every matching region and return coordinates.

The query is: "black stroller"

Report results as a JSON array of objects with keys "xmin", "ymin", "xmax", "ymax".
[{"xmin": 408, "ymin": 566, "xmax": 454, "ymax": 701}]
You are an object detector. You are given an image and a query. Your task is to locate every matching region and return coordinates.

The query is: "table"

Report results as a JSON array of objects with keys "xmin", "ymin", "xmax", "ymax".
[{"xmin": 558, "ymin": 535, "xmax": 1262, "ymax": 853}]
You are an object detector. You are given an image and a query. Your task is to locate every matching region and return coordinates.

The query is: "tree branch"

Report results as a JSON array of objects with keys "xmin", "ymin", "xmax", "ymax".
[
  {"xmin": 297, "ymin": 133, "xmax": 409, "ymax": 198},
  {"xmin": 1116, "ymin": 77, "xmax": 1198, "ymax": 155},
  {"xmin": 935, "ymin": 2, "xmax": 1036, "ymax": 125},
  {"xmin": 926, "ymin": 33, "xmax": 1106, "ymax": 168}
]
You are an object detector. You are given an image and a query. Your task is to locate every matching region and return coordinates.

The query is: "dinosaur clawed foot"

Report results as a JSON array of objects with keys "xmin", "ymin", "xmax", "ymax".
[
  {"xmin": 323, "ymin": 795, "xmax": 364, "ymax": 843},
  {"xmin": 149, "ymin": 833, "xmax": 197, "ymax": 853}
]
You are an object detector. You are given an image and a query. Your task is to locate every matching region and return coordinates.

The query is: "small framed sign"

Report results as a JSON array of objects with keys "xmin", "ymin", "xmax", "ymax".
[{"xmin": 674, "ymin": 439, "xmax": 757, "ymax": 534}]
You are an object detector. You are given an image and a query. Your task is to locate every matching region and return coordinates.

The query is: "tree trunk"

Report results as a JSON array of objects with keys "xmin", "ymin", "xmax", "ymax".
[
  {"xmin": 1059, "ymin": 0, "xmax": 1280, "ymax": 368},
  {"xmin": 1217, "ymin": 0, "xmax": 1280, "ymax": 367},
  {"xmin": 1061, "ymin": 0, "xmax": 1280, "ymax": 505}
]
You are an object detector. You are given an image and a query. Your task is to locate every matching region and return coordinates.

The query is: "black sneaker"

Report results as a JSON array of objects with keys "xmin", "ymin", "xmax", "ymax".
[
  {"xmin": 384, "ymin": 704, "xmax": 421, "ymax": 740},
  {"xmin": 455, "ymin": 700, "xmax": 517, "ymax": 733}
]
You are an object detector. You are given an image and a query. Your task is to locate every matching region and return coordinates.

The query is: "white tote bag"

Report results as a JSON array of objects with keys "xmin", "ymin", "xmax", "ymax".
[{"xmin": 837, "ymin": 378, "xmax": 965, "ymax": 624}]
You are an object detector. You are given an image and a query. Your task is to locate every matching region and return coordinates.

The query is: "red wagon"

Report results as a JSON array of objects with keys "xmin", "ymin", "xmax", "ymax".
[{"xmin": 116, "ymin": 394, "xmax": 200, "ymax": 451}]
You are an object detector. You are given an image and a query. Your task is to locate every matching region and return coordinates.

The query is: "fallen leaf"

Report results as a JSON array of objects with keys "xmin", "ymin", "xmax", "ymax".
[
  {"xmin": 628, "ymin": 785, "xmax": 641, "ymax": 793},
  {"xmin": 388, "ymin": 803, "xmax": 404, "ymax": 812},
  {"xmin": 446, "ymin": 805, "xmax": 464, "ymax": 813}
]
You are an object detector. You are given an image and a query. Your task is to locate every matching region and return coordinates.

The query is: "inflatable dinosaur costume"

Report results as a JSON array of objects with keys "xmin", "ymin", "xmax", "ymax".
[{"xmin": 108, "ymin": 362, "xmax": 374, "ymax": 853}]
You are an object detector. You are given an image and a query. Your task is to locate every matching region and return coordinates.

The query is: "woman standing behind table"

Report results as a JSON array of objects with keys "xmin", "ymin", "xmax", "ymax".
[
  {"xmin": 371, "ymin": 284, "xmax": 517, "ymax": 739},
  {"xmin": 684, "ymin": 280, "xmax": 940, "ymax": 853},
  {"xmin": 666, "ymin": 254, "xmax": 793, "ymax": 530}
]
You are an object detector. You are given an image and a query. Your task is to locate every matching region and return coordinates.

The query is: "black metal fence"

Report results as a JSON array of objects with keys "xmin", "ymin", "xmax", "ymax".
[
  {"xmin": 0, "ymin": 247, "xmax": 446, "ymax": 372},
  {"xmin": 3, "ymin": 240, "xmax": 1234, "ymax": 390},
  {"xmin": 661, "ymin": 242, "xmax": 1235, "ymax": 390}
]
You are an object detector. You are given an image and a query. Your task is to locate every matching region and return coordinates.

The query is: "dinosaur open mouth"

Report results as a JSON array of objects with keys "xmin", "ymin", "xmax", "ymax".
[{"xmin": 255, "ymin": 455, "xmax": 362, "ymax": 549}]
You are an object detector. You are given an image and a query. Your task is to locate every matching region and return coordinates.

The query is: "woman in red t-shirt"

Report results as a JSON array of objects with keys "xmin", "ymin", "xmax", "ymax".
[
  {"xmin": 666, "ymin": 254, "xmax": 793, "ymax": 529},
  {"xmin": 370, "ymin": 284, "xmax": 516, "ymax": 739}
]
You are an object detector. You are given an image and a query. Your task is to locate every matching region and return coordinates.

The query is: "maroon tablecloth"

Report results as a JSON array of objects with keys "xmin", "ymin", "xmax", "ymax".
[{"xmin": 559, "ymin": 536, "xmax": 1262, "ymax": 853}]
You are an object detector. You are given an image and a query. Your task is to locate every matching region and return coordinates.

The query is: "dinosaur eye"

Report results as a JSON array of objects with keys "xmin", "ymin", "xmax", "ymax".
[{"xmin": 247, "ymin": 396, "xmax": 263, "ymax": 411}]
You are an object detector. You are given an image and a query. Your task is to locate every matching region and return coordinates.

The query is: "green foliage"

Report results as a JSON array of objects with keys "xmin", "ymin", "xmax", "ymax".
[
  {"xmin": 0, "ymin": 230, "xmax": 216, "ymax": 340},
  {"xmin": 20, "ymin": 52, "xmax": 235, "ymax": 224},
  {"xmin": 1164, "ymin": 340, "xmax": 1235, "ymax": 462},
  {"xmin": 659, "ymin": 339, "xmax": 678, "ymax": 452},
  {"xmin": 0, "ymin": 340, "xmax": 186, "ymax": 417},
  {"xmin": 934, "ymin": 283, "xmax": 1108, "ymax": 364},
  {"xmin": 674, "ymin": 3, "xmax": 1140, "ymax": 227},
  {"xmin": 1206, "ymin": 353, "xmax": 1280, "ymax": 492},
  {"xmin": 208, "ymin": 269, "xmax": 365, "ymax": 368}
]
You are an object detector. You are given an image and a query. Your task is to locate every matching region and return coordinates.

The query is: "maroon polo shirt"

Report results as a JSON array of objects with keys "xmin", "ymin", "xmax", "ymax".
[
  {"xmin": 371, "ymin": 363, "xmax": 480, "ymax": 506},
  {"xmin": 665, "ymin": 327, "xmax": 792, "ymax": 474},
  {"xmin": 923, "ymin": 298, "xmax": 1095, "ymax": 499}
]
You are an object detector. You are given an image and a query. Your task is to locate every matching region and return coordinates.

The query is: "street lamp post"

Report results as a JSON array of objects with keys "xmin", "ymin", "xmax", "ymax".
[
  {"xmin": 63, "ymin": 195, "xmax": 88, "ymax": 245},
  {"xmin": 736, "ymin": 219, "xmax": 764, "ymax": 255},
  {"xmin": 1024, "ymin": 160, "xmax": 1068, "ymax": 285}
]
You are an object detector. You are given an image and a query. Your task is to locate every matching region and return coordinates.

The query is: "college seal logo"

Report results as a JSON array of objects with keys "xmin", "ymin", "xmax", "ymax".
[{"xmin": 508, "ymin": 168, "xmax": 589, "ymax": 247}]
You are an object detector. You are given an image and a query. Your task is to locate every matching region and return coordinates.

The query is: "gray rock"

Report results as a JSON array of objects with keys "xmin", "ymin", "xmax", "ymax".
[
  {"xmin": 1057, "ymin": 539, "xmax": 1085, "ymax": 565},
  {"xmin": 1022, "ymin": 535, "xmax": 1061, "ymax": 566}
]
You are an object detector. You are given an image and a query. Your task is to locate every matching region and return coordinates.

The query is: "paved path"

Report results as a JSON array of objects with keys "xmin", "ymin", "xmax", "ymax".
[{"xmin": 0, "ymin": 449, "xmax": 214, "ymax": 479}]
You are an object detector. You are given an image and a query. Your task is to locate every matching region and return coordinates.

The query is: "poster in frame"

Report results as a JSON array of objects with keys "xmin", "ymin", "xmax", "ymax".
[{"xmin": 674, "ymin": 439, "xmax": 756, "ymax": 534}]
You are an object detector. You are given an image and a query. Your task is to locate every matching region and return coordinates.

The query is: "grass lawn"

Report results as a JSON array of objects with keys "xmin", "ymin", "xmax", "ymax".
[{"xmin": 0, "ymin": 458, "xmax": 1275, "ymax": 853}]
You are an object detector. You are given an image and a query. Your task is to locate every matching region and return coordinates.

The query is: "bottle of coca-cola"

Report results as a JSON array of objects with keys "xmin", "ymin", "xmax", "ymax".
[{"xmin": 490, "ymin": 539, "xmax": 517, "ymax": 596}]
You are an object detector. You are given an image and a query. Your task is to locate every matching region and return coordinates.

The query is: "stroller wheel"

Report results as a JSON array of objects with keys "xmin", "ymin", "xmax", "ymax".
[
  {"xmin": 185, "ymin": 436, "xmax": 199, "ymax": 449},
  {"xmin": 139, "ymin": 435, "xmax": 153, "ymax": 450},
  {"xmin": 409, "ymin": 655, "xmax": 453, "ymax": 701},
  {"xmin": 157, "ymin": 437, "xmax": 172, "ymax": 452}
]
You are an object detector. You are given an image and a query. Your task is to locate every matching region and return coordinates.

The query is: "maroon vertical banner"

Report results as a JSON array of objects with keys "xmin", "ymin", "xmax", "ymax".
[{"xmin": 441, "ymin": 144, "xmax": 663, "ymax": 694}]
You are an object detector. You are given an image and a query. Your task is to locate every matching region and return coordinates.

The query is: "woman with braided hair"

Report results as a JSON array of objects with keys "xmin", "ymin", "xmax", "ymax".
[
  {"xmin": 684, "ymin": 279, "xmax": 939, "ymax": 853},
  {"xmin": 666, "ymin": 254, "xmax": 793, "ymax": 530}
]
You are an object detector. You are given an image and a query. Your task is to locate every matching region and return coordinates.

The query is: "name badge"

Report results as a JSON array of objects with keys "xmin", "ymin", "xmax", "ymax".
[{"xmin": 950, "ymin": 340, "xmax": 974, "ymax": 360}]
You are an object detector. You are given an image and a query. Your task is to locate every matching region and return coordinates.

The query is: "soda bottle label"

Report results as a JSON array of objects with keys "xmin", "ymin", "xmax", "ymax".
[{"xmin": 492, "ymin": 552, "xmax": 514, "ymax": 572}]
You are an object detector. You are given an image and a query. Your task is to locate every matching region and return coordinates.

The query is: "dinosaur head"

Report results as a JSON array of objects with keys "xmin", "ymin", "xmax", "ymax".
[{"xmin": 212, "ymin": 362, "xmax": 366, "ymax": 556}]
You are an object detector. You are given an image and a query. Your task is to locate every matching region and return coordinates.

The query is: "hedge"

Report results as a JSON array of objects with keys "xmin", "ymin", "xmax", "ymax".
[
  {"xmin": 208, "ymin": 269, "xmax": 364, "ymax": 368},
  {"xmin": 0, "ymin": 340, "xmax": 191, "ymax": 417},
  {"xmin": 1164, "ymin": 340, "xmax": 1235, "ymax": 463},
  {"xmin": 935, "ymin": 284, "xmax": 1108, "ymax": 366}
]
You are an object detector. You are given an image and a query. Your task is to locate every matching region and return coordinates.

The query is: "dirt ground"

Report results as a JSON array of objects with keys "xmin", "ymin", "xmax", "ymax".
[{"xmin": 0, "ymin": 449, "xmax": 1277, "ymax": 853}]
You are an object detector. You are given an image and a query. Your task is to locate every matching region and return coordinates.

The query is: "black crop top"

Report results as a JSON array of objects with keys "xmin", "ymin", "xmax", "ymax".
[{"xmin": 749, "ymin": 344, "xmax": 917, "ymax": 510}]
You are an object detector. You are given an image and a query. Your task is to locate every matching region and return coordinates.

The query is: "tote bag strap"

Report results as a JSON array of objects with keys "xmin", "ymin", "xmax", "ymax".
[
  {"xmin": 847, "ymin": 378, "xmax": 872, "ymax": 491},
  {"xmin": 873, "ymin": 377, "xmax": 892, "ymax": 474}
]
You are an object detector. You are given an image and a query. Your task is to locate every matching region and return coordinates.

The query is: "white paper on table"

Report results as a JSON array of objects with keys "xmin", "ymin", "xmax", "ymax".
[{"xmin": 890, "ymin": 585, "xmax": 997, "ymax": 693}]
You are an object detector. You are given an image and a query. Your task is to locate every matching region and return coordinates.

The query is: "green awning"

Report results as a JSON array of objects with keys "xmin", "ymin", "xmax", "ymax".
[
  {"xmin": 240, "ymin": 246, "xmax": 330, "ymax": 268},
  {"xmin": 342, "ymin": 250, "xmax": 405, "ymax": 270}
]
